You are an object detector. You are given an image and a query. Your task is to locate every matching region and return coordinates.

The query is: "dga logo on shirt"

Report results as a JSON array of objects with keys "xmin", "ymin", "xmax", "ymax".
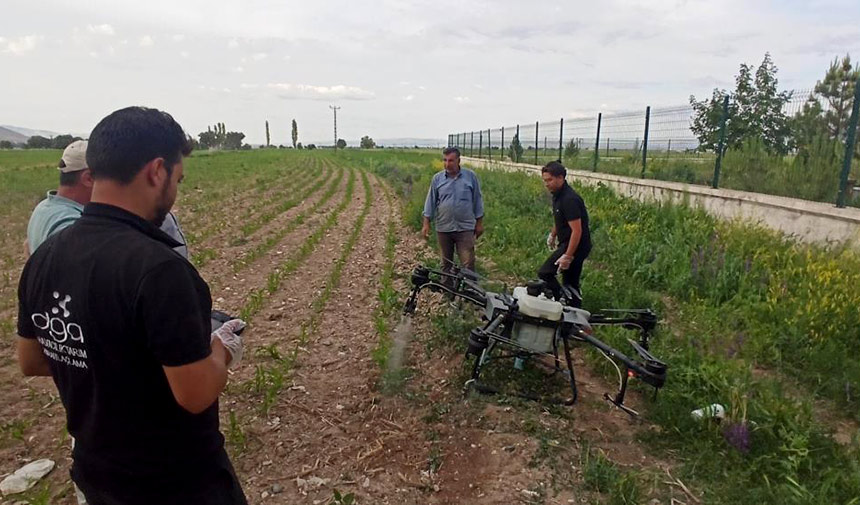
[{"xmin": 31, "ymin": 291, "xmax": 85, "ymax": 344}]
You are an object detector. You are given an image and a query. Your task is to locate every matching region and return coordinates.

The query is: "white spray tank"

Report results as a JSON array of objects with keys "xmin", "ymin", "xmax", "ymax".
[{"xmin": 512, "ymin": 282, "xmax": 563, "ymax": 353}]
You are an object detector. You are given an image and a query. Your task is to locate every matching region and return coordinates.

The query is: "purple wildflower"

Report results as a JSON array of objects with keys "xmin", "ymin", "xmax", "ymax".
[{"xmin": 722, "ymin": 422, "xmax": 751, "ymax": 454}]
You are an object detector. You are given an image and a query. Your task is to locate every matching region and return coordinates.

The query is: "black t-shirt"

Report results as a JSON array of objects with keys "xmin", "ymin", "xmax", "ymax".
[
  {"xmin": 552, "ymin": 181, "xmax": 592, "ymax": 256},
  {"xmin": 17, "ymin": 203, "xmax": 222, "ymax": 487}
]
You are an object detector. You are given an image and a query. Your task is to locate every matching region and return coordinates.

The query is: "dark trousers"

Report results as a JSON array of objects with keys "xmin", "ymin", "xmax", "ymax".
[
  {"xmin": 437, "ymin": 230, "xmax": 476, "ymax": 274},
  {"xmin": 72, "ymin": 449, "xmax": 247, "ymax": 505},
  {"xmin": 538, "ymin": 244, "xmax": 588, "ymax": 303}
]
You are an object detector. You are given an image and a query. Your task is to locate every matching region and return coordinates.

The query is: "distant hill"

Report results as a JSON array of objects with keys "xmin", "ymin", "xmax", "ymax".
[
  {"xmin": 0, "ymin": 126, "xmax": 29, "ymax": 143},
  {"xmin": 1, "ymin": 125, "xmax": 62, "ymax": 139}
]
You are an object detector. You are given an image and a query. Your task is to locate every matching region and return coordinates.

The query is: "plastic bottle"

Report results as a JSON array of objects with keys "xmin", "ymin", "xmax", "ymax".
[{"xmin": 691, "ymin": 403, "xmax": 726, "ymax": 420}]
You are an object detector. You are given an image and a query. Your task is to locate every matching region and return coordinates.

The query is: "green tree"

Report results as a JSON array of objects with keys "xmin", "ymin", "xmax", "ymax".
[
  {"xmin": 0, "ymin": 140, "xmax": 13, "ymax": 149},
  {"xmin": 224, "ymin": 131, "xmax": 246, "ymax": 150},
  {"xmin": 336, "ymin": 138, "xmax": 347, "ymax": 149},
  {"xmin": 306, "ymin": 143, "xmax": 317, "ymax": 150},
  {"xmin": 26, "ymin": 135, "xmax": 52, "ymax": 149},
  {"xmin": 360, "ymin": 135, "xmax": 376, "ymax": 149},
  {"xmin": 508, "ymin": 133, "xmax": 523, "ymax": 162},
  {"xmin": 50, "ymin": 134, "xmax": 80, "ymax": 150},
  {"xmin": 791, "ymin": 54, "xmax": 860, "ymax": 158},
  {"xmin": 265, "ymin": 120, "xmax": 270, "ymax": 147},
  {"xmin": 563, "ymin": 138, "xmax": 580, "ymax": 162},
  {"xmin": 791, "ymin": 93, "xmax": 827, "ymax": 157},
  {"xmin": 690, "ymin": 53, "xmax": 792, "ymax": 155},
  {"xmin": 815, "ymin": 55, "xmax": 860, "ymax": 141},
  {"xmin": 753, "ymin": 53, "xmax": 793, "ymax": 154},
  {"xmin": 690, "ymin": 88, "xmax": 735, "ymax": 153},
  {"xmin": 291, "ymin": 119, "xmax": 298, "ymax": 149},
  {"xmin": 296, "ymin": 142, "xmax": 303, "ymax": 149},
  {"xmin": 198, "ymin": 128, "xmax": 217, "ymax": 150}
]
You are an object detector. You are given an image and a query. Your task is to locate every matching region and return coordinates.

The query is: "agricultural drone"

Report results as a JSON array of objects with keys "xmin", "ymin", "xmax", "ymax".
[{"xmin": 403, "ymin": 264, "xmax": 668, "ymax": 416}]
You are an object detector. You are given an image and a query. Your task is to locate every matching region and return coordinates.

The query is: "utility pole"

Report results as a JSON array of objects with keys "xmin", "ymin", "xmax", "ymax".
[{"xmin": 329, "ymin": 105, "xmax": 341, "ymax": 149}]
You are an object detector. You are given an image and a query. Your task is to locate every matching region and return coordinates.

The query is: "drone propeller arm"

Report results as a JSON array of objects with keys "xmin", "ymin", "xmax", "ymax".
[
  {"xmin": 402, "ymin": 280, "xmax": 487, "ymax": 315},
  {"xmin": 576, "ymin": 330, "xmax": 666, "ymax": 389}
]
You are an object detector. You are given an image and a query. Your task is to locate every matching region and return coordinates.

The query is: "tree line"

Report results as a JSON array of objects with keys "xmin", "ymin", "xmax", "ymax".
[
  {"xmin": 689, "ymin": 52, "xmax": 859, "ymax": 160},
  {"xmin": 1, "ymin": 134, "xmax": 83, "ymax": 150}
]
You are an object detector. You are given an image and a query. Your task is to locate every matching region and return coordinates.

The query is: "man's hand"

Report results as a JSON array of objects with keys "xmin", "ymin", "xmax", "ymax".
[
  {"xmin": 422, "ymin": 219, "xmax": 431, "ymax": 240},
  {"xmin": 475, "ymin": 220, "xmax": 484, "ymax": 238},
  {"xmin": 555, "ymin": 254, "xmax": 573, "ymax": 272},
  {"xmin": 211, "ymin": 319, "xmax": 245, "ymax": 369},
  {"xmin": 546, "ymin": 232, "xmax": 558, "ymax": 251}
]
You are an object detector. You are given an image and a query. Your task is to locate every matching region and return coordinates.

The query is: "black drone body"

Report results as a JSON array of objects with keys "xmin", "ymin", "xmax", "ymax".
[{"xmin": 404, "ymin": 265, "xmax": 668, "ymax": 416}]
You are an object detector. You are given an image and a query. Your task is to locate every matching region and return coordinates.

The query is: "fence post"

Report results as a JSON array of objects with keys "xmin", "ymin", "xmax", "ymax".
[
  {"xmin": 535, "ymin": 121, "xmax": 539, "ymax": 165},
  {"xmin": 558, "ymin": 118, "xmax": 564, "ymax": 161},
  {"xmin": 641, "ymin": 106, "xmax": 651, "ymax": 178},
  {"xmin": 593, "ymin": 113, "xmax": 602, "ymax": 171},
  {"xmin": 606, "ymin": 137, "xmax": 609, "ymax": 156},
  {"xmin": 837, "ymin": 76, "xmax": 860, "ymax": 208},
  {"xmin": 479, "ymin": 130, "xmax": 483, "ymax": 159},
  {"xmin": 516, "ymin": 124, "xmax": 520, "ymax": 163},
  {"xmin": 667, "ymin": 139, "xmax": 671, "ymax": 160},
  {"xmin": 712, "ymin": 95, "xmax": 730, "ymax": 189},
  {"xmin": 501, "ymin": 127, "xmax": 505, "ymax": 162}
]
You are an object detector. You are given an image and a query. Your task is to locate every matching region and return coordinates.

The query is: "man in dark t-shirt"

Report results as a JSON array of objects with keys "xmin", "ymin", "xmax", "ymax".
[
  {"xmin": 16, "ymin": 107, "xmax": 247, "ymax": 505},
  {"xmin": 538, "ymin": 161, "xmax": 591, "ymax": 305}
]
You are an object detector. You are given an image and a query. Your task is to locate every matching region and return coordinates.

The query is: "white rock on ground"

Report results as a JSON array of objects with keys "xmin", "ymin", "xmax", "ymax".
[{"xmin": 0, "ymin": 459, "xmax": 56, "ymax": 495}]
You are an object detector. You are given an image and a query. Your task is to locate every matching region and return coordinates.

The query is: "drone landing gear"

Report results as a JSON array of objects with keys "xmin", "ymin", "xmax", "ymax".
[{"xmin": 464, "ymin": 320, "xmax": 580, "ymax": 406}]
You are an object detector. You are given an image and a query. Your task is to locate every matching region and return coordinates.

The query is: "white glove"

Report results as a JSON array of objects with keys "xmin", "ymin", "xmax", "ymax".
[
  {"xmin": 211, "ymin": 319, "xmax": 245, "ymax": 369},
  {"xmin": 546, "ymin": 232, "xmax": 558, "ymax": 251},
  {"xmin": 555, "ymin": 254, "xmax": 573, "ymax": 273}
]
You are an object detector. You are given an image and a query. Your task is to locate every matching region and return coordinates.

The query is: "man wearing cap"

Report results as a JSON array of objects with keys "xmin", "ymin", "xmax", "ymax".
[
  {"xmin": 16, "ymin": 107, "xmax": 247, "ymax": 504},
  {"xmin": 26, "ymin": 140, "xmax": 189, "ymax": 257},
  {"xmin": 26, "ymin": 140, "xmax": 93, "ymax": 254}
]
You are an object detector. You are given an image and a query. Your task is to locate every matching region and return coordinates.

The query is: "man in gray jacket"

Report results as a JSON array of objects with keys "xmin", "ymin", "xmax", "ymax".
[{"xmin": 422, "ymin": 147, "xmax": 484, "ymax": 276}]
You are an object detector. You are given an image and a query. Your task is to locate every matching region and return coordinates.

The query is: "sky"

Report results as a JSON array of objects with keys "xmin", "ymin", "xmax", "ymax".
[{"xmin": 1, "ymin": 0, "xmax": 859, "ymax": 145}]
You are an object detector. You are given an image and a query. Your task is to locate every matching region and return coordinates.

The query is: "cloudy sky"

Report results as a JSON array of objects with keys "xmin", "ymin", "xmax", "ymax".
[{"xmin": 1, "ymin": 0, "xmax": 859, "ymax": 145}]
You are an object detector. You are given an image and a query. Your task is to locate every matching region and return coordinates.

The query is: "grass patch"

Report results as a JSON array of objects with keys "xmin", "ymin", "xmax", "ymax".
[{"xmin": 366, "ymin": 149, "xmax": 860, "ymax": 503}]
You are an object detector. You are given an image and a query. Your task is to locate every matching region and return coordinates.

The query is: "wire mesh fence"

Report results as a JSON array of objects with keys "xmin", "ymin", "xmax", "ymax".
[{"xmin": 449, "ymin": 87, "xmax": 860, "ymax": 207}]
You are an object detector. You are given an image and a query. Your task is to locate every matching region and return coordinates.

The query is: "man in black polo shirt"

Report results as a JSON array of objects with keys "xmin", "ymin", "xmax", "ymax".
[
  {"xmin": 538, "ymin": 161, "xmax": 591, "ymax": 306},
  {"xmin": 16, "ymin": 106, "xmax": 247, "ymax": 505}
]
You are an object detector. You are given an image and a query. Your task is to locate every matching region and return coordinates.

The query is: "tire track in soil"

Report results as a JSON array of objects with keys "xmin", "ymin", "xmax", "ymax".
[{"xmin": 222, "ymin": 172, "xmax": 387, "ymax": 504}]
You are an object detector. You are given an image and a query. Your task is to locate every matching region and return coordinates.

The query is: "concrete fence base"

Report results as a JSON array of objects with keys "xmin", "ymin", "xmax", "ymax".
[{"xmin": 462, "ymin": 156, "xmax": 860, "ymax": 249}]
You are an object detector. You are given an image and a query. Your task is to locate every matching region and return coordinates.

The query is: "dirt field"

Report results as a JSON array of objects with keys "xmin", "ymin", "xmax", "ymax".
[{"xmin": 0, "ymin": 151, "xmax": 694, "ymax": 505}]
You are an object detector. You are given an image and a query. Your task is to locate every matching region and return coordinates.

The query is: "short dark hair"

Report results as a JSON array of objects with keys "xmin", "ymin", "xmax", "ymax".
[
  {"xmin": 541, "ymin": 161, "xmax": 566, "ymax": 178},
  {"xmin": 443, "ymin": 147, "xmax": 461, "ymax": 157},
  {"xmin": 58, "ymin": 162, "xmax": 82, "ymax": 187},
  {"xmin": 87, "ymin": 106, "xmax": 192, "ymax": 184}
]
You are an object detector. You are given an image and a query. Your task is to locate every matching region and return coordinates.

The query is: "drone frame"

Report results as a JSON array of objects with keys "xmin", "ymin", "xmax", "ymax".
[{"xmin": 404, "ymin": 264, "xmax": 668, "ymax": 416}]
